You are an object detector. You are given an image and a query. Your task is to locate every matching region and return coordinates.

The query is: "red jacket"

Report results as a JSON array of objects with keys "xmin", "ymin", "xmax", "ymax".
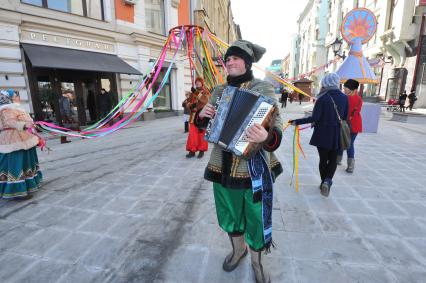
[{"xmin": 347, "ymin": 93, "xmax": 363, "ymax": 133}]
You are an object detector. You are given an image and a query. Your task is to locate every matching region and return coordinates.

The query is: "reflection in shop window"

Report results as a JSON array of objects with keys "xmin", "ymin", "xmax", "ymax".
[
  {"xmin": 22, "ymin": 0, "xmax": 42, "ymax": 6},
  {"xmin": 37, "ymin": 78, "xmax": 55, "ymax": 121},
  {"xmin": 22, "ymin": 0, "xmax": 104, "ymax": 20},
  {"xmin": 47, "ymin": 0, "xmax": 84, "ymax": 16},
  {"xmin": 152, "ymin": 68, "xmax": 171, "ymax": 111},
  {"xmin": 145, "ymin": 0, "xmax": 165, "ymax": 35}
]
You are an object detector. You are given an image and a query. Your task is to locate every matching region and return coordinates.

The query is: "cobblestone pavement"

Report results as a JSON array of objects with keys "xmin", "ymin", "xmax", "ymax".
[{"xmin": 1, "ymin": 103, "xmax": 426, "ymax": 283}]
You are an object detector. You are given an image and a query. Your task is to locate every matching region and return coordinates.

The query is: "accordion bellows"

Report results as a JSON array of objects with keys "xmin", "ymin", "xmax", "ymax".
[{"xmin": 205, "ymin": 86, "xmax": 276, "ymax": 159}]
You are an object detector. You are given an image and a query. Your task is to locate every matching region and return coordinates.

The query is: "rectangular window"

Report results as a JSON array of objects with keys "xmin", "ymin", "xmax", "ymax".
[
  {"xmin": 21, "ymin": 0, "xmax": 104, "ymax": 20},
  {"xmin": 86, "ymin": 0, "xmax": 103, "ymax": 20},
  {"xmin": 47, "ymin": 0, "xmax": 84, "ymax": 16},
  {"xmin": 22, "ymin": 0, "xmax": 43, "ymax": 6},
  {"xmin": 145, "ymin": 0, "xmax": 165, "ymax": 35}
]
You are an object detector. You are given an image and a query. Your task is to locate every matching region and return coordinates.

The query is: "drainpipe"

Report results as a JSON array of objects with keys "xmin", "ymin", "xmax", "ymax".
[{"xmin": 412, "ymin": 12, "xmax": 425, "ymax": 90}]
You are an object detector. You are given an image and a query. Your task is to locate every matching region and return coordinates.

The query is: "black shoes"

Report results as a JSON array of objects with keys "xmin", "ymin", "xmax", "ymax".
[
  {"xmin": 186, "ymin": 152, "xmax": 195, "ymax": 158},
  {"xmin": 197, "ymin": 151, "xmax": 204, "ymax": 158}
]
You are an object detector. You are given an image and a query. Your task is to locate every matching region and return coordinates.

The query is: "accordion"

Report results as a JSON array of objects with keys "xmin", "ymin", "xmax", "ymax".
[{"xmin": 205, "ymin": 86, "xmax": 276, "ymax": 159}]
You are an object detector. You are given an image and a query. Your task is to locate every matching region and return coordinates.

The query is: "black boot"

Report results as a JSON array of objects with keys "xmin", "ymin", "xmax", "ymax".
[
  {"xmin": 186, "ymin": 152, "xmax": 195, "ymax": 158},
  {"xmin": 184, "ymin": 121, "xmax": 189, "ymax": 133},
  {"xmin": 197, "ymin": 151, "xmax": 204, "ymax": 158}
]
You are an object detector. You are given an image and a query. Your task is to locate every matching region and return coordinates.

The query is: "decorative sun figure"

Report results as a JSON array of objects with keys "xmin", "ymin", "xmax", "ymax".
[{"xmin": 341, "ymin": 8, "xmax": 377, "ymax": 44}]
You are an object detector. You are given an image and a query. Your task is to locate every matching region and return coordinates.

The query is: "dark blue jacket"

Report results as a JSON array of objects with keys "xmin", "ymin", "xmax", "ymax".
[{"xmin": 295, "ymin": 88, "xmax": 348, "ymax": 150}]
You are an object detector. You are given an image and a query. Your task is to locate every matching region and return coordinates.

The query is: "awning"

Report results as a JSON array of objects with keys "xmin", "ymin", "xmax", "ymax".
[{"xmin": 22, "ymin": 43, "xmax": 142, "ymax": 75}]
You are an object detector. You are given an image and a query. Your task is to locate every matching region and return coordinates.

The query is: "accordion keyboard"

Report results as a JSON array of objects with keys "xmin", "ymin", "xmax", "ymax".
[{"xmin": 234, "ymin": 102, "xmax": 274, "ymax": 154}]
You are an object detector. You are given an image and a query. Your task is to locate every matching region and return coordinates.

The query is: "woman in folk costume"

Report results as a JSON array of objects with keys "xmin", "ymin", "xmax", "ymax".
[
  {"xmin": 0, "ymin": 90, "xmax": 42, "ymax": 199},
  {"xmin": 197, "ymin": 40, "xmax": 283, "ymax": 283},
  {"xmin": 337, "ymin": 79, "xmax": 363, "ymax": 173},
  {"xmin": 184, "ymin": 77, "xmax": 211, "ymax": 158}
]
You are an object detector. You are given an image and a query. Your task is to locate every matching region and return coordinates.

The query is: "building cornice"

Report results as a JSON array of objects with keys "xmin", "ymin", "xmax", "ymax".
[
  {"xmin": 297, "ymin": 0, "xmax": 315, "ymax": 24},
  {"xmin": 131, "ymin": 32, "xmax": 168, "ymax": 47}
]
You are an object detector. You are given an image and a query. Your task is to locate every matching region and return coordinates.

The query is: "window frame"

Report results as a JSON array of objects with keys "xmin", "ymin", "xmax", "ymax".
[{"xmin": 21, "ymin": 0, "xmax": 105, "ymax": 21}]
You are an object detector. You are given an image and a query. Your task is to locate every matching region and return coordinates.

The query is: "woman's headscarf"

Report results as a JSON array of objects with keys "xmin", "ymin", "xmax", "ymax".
[{"xmin": 0, "ymin": 90, "xmax": 13, "ymax": 105}]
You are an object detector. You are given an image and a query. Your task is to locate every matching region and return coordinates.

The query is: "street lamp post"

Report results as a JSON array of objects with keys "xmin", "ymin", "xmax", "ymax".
[{"xmin": 331, "ymin": 38, "xmax": 346, "ymax": 60}]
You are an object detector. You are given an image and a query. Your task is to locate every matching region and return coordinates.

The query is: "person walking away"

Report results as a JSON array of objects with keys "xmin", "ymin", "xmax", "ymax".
[
  {"xmin": 407, "ymin": 90, "xmax": 417, "ymax": 111},
  {"xmin": 185, "ymin": 77, "xmax": 210, "ymax": 158},
  {"xmin": 197, "ymin": 40, "xmax": 283, "ymax": 283},
  {"xmin": 298, "ymin": 92, "xmax": 304, "ymax": 105},
  {"xmin": 59, "ymin": 90, "xmax": 73, "ymax": 144},
  {"xmin": 0, "ymin": 90, "xmax": 42, "ymax": 199},
  {"xmin": 182, "ymin": 92, "xmax": 190, "ymax": 133},
  {"xmin": 280, "ymin": 88, "xmax": 288, "ymax": 108},
  {"xmin": 398, "ymin": 91, "xmax": 407, "ymax": 112},
  {"xmin": 336, "ymin": 79, "xmax": 362, "ymax": 173},
  {"xmin": 289, "ymin": 73, "xmax": 348, "ymax": 197},
  {"xmin": 98, "ymin": 88, "xmax": 112, "ymax": 118}
]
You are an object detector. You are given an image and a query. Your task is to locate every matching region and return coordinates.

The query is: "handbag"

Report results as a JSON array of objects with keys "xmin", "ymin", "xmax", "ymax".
[{"xmin": 329, "ymin": 95, "xmax": 351, "ymax": 150}]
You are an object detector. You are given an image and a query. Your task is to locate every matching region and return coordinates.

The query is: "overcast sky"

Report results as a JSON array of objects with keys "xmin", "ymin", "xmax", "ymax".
[{"xmin": 230, "ymin": 0, "xmax": 309, "ymax": 78}]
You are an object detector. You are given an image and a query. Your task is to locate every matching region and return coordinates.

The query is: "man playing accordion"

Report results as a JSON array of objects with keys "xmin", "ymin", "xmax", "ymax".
[{"xmin": 196, "ymin": 40, "xmax": 283, "ymax": 283}]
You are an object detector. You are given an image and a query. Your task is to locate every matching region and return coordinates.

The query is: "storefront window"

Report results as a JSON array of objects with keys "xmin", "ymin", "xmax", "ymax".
[
  {"xmin": 21, "ymin": 0, "xmax": 104, "ymax": 20},
  {"xmin": 152, "ymin": 68, "xmax": 172, "ymax": 110},
  {"xmin": 37, "ymin": 77, "xmax": 55, "ymax": 122},
  {"xmin": 145, "ymin": 0, "xmax": 165, "ymax": 35}
]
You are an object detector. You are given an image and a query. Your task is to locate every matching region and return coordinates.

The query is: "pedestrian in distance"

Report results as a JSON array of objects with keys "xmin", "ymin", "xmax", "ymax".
[
  {"xmin": 407, "ymin": 90, "xmax": 417, "ymax": 111},
  {"xmin": 398, "ymin": 91, "xmax": 407, "ymax": 112},
  {"xmin": 289, "ymin": 72, "xmax": 348, "ymax": 197},
  {"xmin": 197, "ymin": 39, "xmax": 283, "ymax": 283},
  {"xmin": 182, "ymin": 92, "xmax": 191, "ymax": 133},
  {"xmin": 336, "ymin": 79, "xmax": 362, "ymax": 173},
  {"xmin": 280, "ymin": 88, "xmax": 288, "ymax": 108},
  {"xmin": 98, "ymin": 88, "xmax": 112, "ymax": 118},
  {"xmin": 185, "ymin": 77, "xmax": 210, "ymax": 158},
  {"xmin": 59, "ymin": 90, "xmax": 74, "ymax": 144},
  {"xmin": 298, "ymin": 92, "xmax": 304, "ymax": 105},
  {"xmin": 0, "ymin": 90, "xmax": 43, "ymax": 199}
]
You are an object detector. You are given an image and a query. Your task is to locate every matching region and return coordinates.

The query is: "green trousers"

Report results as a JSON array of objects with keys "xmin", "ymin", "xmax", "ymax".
[{"xmin": 213, "ymin": 182, "xmax": 264, "ymax": 250}]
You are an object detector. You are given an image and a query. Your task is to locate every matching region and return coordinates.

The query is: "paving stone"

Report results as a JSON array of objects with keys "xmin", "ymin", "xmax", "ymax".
[
  {"xmin": 46, "ymin": 232, "xmax": 99, "ymax": 262},
  {"xmin": 388, "ymin": 267, "xmax": 426, "ymax": 283},
  {"xmin": 0, "ymin": 253, "xmax": 35, "ymax": 282},
  {"xmin": 335, "ymin": 199, "xmax": 374, "ymax": 215},
  {"xmin": 102, "ymin": 197, "xmax": 139, "ymax": 213},
  {"xmin": 10, "ymin": 259, "xmax": 69, "ymax": 282},
  {"xmin": 108, "ymin": 215, "xmax": 148, "ymax": 238},
  {"xmin": 57, "ymin": 265, "xmax": 110, "ymax": 283},
  {"xmin": 3, "ymin": 202, "xmax": 49, "ymax": 222},
  {"xmin": 366, "ymin": 238, "xmax": 423, "ymax": 267},
  {"xmin": 405, "ymin": 239, "xmax": 426, "ymax": 263},
  {"xmin": 282, "ymin": 210, "xmax": 322, "ymax": 233},
  {"xmin": 79, "ymin": 213, "xmax": 121, "ymax": 234},
  {"xmin": 0, "ymin": 225, "xmax": 40, "ymax": 251},
  {"xmin": 385, "ymin": 217, "xmax": 426, "ymax": 237},
  {"xmin": 343, "ymin": 265, "xmax": 394, "ymax": 283},
  {"xmin": 294, "ymin": 260, "xmax": 352, "ymax": 283},
  {"xmin": 305, "ymin": 196, "xmax": 342, "ymax": 213},
  {"xmin": 15, "ymin": 228, "xmax": 68, "ymax": 256},
  {"xmin": 349, "ymin": 215, "xmax": 396, "ymax": 236},
  {"xmin": 366, "ymin": 200, "xmax": 408, "ymax": 217},
  {"xmin": 75, "ymin": 195, "xmax": 113, "ymax": 210},
  {"xmin": 81, "ymin": 238, "xmax": 127, "ymax": 269},
  {"xmin": 159, "ymin": 245, "xmax": 208, "ymax": 282},
  {"xmin": 49, "ymin": 209, "xmax": 92, "ymax": 231},
  {"xmin": 59, "ymin": 193, "xmax": 91, "ymax": 208},
  {"xmin": 316, "ymin": 213, "xmax": 356, "ymax": 235}
]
